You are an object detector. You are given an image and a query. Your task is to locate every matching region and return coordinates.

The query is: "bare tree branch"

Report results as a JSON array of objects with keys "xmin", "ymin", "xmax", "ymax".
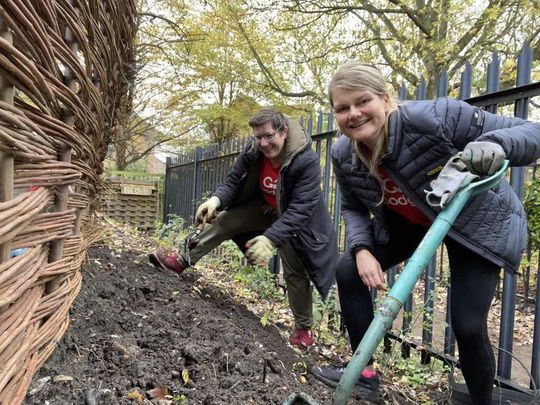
[
  {"xmin": 453, "ymin": 0, "xmax": 505, "ymax": 56},
  {"xmin": 385, "ymin": 0, "xmax": 431, "ymax": 37},
  {"xmin": 235, "ymin": 20, "xmax": 323, "ymax": 102},
  {"xmin": 123, "ymin": 125, "xmax": 200, "ymax": 167}
]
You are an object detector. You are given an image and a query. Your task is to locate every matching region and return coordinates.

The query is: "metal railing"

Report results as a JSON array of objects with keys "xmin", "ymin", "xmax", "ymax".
[{"xmin": 164, "ymin": 43, "xmax": 540, "ymax": 392}]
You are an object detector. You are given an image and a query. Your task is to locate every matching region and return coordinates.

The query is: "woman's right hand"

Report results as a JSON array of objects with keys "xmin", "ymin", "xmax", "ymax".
[
  {"xmin": 355, "ymin": 249, "xmax": 387, "ymax": 290},
  {"xmin": 195, "ymin": 196, "xmax": 221, "ymax": 224}
]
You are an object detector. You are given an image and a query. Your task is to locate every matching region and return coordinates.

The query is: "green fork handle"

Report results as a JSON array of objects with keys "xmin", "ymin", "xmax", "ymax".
[{"xmin": 333, "ymin": 161, "xmax": 509, "ymax": 405}]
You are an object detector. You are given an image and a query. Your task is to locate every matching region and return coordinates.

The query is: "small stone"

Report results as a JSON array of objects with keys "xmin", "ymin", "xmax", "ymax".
[
  {"xmin": 29, "ymin": 376, "xmax": 51, "ymax": 395},
  {"xmin": 53, "ymin": 374, "xmax": 74, "ymax": 383}
]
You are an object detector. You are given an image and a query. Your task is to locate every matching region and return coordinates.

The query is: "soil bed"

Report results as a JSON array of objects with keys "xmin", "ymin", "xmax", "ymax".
[{"xmin": 24, "ymin": 241, "xmax": 392, "ymax": 405}]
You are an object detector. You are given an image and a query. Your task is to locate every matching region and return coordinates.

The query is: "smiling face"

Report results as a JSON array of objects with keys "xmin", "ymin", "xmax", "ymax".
[
  {"xmin": 253, "ymin": 122, "xmax": 288, "ymax": 167},
  {"xmin": 332, "ymin": 88, "xmax": 389, "ymax": 149}
]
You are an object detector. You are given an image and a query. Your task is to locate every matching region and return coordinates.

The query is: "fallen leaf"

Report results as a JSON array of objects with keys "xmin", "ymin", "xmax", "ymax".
[
  {"xmin": 147, "ymin": 385, "xmax": 169, "ymax": 400},
  {"xmin": 260, "ymin": 311, "xmax": 270, "ymax": 326},
  {"xmin": 127, "ymin": 389, "xmax": 144, "ymax": 403},
  {"xmin": 53, "ymin": 375, "xmax": 73, "ymax": 382},
  {"xmin": 182, "ymin": 368, "xmax": 190, "ymax": 384},
  {"xmin": 292, "ymin": 361, "xmax": 307, "ymax": 373},
  {"xmin": 298, "ymin": 374, "xmax": 308, "ymax": 384}
]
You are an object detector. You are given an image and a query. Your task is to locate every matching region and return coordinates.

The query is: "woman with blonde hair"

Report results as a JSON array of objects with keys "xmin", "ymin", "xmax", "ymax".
[{"xmin": 311, "ymin": 61, "xmax": 540, "ymax": 404}]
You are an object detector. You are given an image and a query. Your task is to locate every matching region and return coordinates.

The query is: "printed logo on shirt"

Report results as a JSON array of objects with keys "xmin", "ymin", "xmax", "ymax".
[
  {"xmin": 259, "ymin": 157, "xmax": 279, "ymax": 209},
  {"xmin": 262, "ymin": 176, "xmax": 277, "ymax": 195},
  {"xmin": 378, "ymin": 166, "xmax": 431, "ymax": 227},
  {"xmin": 382, "ymin": 177, "xmax": 417, "ymax": 207}
]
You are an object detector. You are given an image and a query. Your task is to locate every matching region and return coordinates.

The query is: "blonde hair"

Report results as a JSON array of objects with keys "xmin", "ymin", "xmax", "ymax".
[{"xmin": 328, "ymin": 61, "xmax": 397, "ymax": 184}]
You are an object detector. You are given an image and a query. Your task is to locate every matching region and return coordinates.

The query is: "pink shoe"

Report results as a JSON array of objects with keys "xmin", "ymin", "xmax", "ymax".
[
  {"xmin": 148, "ymin": 249, "xmax": 186, "ymax": 274},
  {"xmin": 289, "ymin": 329, "xmax": 313, "ymax": 348}
]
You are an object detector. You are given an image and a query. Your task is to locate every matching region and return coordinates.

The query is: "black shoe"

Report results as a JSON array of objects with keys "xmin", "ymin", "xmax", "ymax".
[{"xmin": 311, "ymin": 363, "xmax": 380, "ymax": 391}]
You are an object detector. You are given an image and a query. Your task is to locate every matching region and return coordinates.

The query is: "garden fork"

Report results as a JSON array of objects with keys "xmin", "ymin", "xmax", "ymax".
[
  {"xmin": 281, "ymin": 161, "xmax": 509, "ymax": 405},
  {"xmin": 183, "ymin": 216, "xmax": 206, "ymax": 266}
]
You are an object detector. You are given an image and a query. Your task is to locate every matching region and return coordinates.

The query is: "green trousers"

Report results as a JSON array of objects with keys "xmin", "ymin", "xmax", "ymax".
[{"xmin": 185, "ymin": 198, "xmax": 313, "ymax": 330}]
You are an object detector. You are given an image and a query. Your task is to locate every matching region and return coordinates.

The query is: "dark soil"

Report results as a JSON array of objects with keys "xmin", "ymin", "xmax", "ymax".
[{"xmin": 24, "ymin": 242, "xmax": 398, "ymax": 405}]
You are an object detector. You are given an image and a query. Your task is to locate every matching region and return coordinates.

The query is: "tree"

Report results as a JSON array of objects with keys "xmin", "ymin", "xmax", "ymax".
[
  {"xmin": 133, "ymin": 0, "xmax": 299, "ymax": 146},
  {"xmin": 132, "ymin": 0, "xmax": 332, "ymax": 151},
  {"xmin": 115, "ymin": 0, "xmax": 540, "ymax": 172},
  {"xmin": 107, "ymin": 0, "xmax": 203, "ymax": 170},
  {"xmin": 250, "ymin": 0, "xmax": 540, "ymax": 98}
]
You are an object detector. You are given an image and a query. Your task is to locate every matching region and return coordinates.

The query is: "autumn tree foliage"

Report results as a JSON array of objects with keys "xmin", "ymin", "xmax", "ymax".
[
  {"xmin": 113, "ymin": 0, "xmax": 540, "ymax": 170},
  {"xmin": 269, "ymin": 0, "xmax": 540, "ymax": 97}
]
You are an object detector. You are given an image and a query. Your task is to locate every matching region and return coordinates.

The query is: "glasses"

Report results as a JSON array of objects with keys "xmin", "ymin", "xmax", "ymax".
[{"xmin": 251, "ymin": 127, "xmax": 282, "ymax": 142}]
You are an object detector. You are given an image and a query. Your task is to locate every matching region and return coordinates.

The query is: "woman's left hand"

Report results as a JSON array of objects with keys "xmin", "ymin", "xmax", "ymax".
[{"xmin": 461, "ymin": 141, "xmax": 505, "ymax": 175}]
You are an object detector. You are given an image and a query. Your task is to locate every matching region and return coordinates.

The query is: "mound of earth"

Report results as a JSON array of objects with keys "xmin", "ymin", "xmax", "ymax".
[{"xmin": 23, "ymin": 241, "xmax": 396, "ymax": 404}]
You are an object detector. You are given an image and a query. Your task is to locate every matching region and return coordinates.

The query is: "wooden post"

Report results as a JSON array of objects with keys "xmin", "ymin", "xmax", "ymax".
[
  {"xmin": 0, "ymin": 17, "xmax": 14, "ymax": 315},
  {"xmin": 45, "ymin": 9, "xmax": 78, "ymax": 293}
]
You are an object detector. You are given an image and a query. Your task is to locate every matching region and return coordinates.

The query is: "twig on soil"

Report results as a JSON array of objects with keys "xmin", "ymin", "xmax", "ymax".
[
  {"xmin": 87, "ymin": 348, "xmax": 109, "ymax": 372},
  {"xmin": 277, "ymin": 358, "xmax": 301, "ymax": 382},
  {"xmin": 277, "ymin": 359, "xmax": 289, "ymax": 374},
  {"xmin": 73, "ymin": 342, "xmax": 82, "ymax": 357},
  {"xmin": 228, "ymin": 381, "xmax": 241, "ymax": 391},
  {"xmin": 382, "ymin": 382, "xmax": 416, "ymax": 404}
]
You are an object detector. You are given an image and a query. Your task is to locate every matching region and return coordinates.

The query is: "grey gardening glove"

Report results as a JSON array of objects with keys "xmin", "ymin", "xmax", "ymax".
[
  {"xmin": 461, "ymin": 141, "xmax": 506, "ymax": 176},
  {"xmin": 425, "ymin": 153, "xmax": 479, "ymax": 209}
]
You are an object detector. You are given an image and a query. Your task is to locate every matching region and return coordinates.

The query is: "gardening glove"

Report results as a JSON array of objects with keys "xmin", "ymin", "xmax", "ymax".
[
  {"xmin": 195, "ymin": 196, "xmax": 221, "ymax": 224},
  {"xmin": 461, "ymin": 141, "xmax": 506, "ymax": 176},
  {"xmin": 245, "ymin": 235, "xmax": 276, "ymax": 266},
  {"xmin": 425, "ymin": 153, "xmax": 479, "ymax": 209}
]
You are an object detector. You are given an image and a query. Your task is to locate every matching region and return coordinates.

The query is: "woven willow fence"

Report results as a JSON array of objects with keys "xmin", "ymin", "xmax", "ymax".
[{"xmin": 0, "ymin": 1, "xmax": 137, "ymax": 403}]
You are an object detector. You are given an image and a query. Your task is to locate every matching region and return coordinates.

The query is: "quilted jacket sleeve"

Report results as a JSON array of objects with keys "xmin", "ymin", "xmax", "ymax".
[
  {"xmin": 331, "ymin": 136, "xmax": 374, "ymax": 254},
  {"xmin": 438, "ymin": 98, "xmax": 540, "ymax": 166},
  {"xmin": 213, "ymin": 143, "xmax": 253, "ymax": 208},
  {"xmin": 263, "ymin": 149, "xmax": 321, "ymax": 247}
]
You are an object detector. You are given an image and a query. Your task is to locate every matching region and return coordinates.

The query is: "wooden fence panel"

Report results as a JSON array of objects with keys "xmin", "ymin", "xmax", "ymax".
[{"xmin": 103, "ymin": 178, "xmax": 160, "ymax": 231}]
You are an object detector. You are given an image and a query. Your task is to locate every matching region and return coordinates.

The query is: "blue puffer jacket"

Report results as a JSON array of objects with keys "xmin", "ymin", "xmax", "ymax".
[
  {"xmin": 331, "ymin": 97, "xmax": 540, "ymax": 272},
  {"xmin": 213, "ymin": 118, "xmax": 337, "ymax": 298}
]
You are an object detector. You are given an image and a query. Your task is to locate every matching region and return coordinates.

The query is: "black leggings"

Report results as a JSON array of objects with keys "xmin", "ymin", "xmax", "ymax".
[{"xmin": 336, "ymin": 221, "xmax": 500, "ymax": 405}]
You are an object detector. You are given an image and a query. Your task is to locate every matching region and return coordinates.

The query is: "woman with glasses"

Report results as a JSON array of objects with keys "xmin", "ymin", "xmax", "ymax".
[
  {"xmin": 311, "ymin": 61, "xmax": 540, "ymax": 403},
  {"xmin": 150, "ymin": 107, "xmax": 337, "ymax": 349}
]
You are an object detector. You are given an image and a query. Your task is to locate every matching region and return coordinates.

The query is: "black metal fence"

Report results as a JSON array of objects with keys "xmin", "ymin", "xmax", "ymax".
[{"xmin": 164, "ymin": 44, "xmax": 540, "ymax": 393}]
